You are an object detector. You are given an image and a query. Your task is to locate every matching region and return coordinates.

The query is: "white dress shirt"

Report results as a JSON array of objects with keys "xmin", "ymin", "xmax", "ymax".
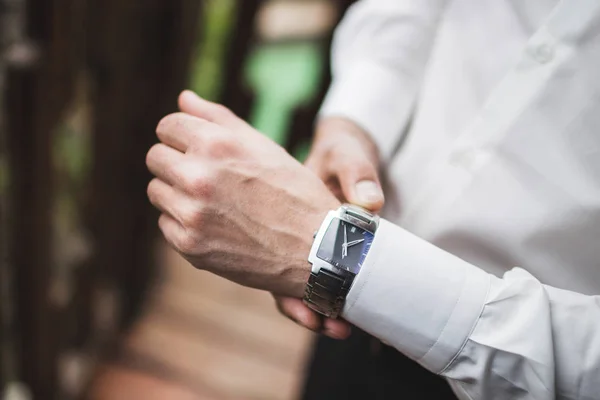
[{"xmin": 319, "ymin": 0, "xmax": 600, "ymax": 399}]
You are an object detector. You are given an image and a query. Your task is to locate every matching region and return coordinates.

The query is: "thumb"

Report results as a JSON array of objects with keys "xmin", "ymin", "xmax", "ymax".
[{"xmin": 337, "ymin": 160, "xmax": 384, "ymax": 212}]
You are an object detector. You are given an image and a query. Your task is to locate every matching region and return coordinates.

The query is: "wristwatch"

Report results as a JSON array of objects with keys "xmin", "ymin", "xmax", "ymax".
[{"xmin": 304, "ymin": 204, "xmax": 379, "ymax": 318}]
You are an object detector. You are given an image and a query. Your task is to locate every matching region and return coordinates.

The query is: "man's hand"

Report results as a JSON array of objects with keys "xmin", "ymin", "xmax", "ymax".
[
  {"xmin": 306, "ymin": 117, "xmax": 384, "ymax": 210},
  {"xmin": 146, "ymin": 91, "xmax": 340, "ymax": 297},
  {"xmin": 175, "ymin": 93, "xmax": 383, "ymax": 339},
  {"xmin": 272, "ymin": 117, "xmax": 385, "ymax": 340}
]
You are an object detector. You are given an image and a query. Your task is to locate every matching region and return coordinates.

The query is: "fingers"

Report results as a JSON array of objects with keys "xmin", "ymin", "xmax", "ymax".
[
  {"xmin": 352, "ymin": 180, "xmax": 385, "ymax": 211},
  {"xmin": 275, "ymin": 296, "xmax": 351, "ymax": 340},
  {"xmin": 178, "ymin": 90, "xmax": 247, "ymax": 131},
  {"xmin": 336, "ymin": 158, "xmax": 384, "ymax": 212},
  {"xmin": 146, "ymin": 143, "xmax": 185, "ymax": 186},
  {"xmin": 156, "ymin": 112, "xmax": 209, "ymax": 153},
  {"xmin": 147, "ymin": 178, "xmax": 192, "ymax": 225},
  {"xmin": 276, "ymin": 296, "xmax": 322, "ymax": 331},
  {"xmin": 157, "ymin": 213, "xmax": 187, "ymax": 250},
  {"xmin": 322, "ymin": 317, "xmax": 352, "ymax": 340},
  {"xmin": 309, "ymin": 117, "xmax": 384, "ymax": 212}
]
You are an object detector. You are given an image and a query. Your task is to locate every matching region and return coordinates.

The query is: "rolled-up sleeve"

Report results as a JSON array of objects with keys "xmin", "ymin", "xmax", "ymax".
[
  {"xmin": 344, "ymin": 219, "xmax": 600, "ymax": 399},
  {"xmin": 319, "ymin": 0, "xmax": 448, "ymax": 161}
]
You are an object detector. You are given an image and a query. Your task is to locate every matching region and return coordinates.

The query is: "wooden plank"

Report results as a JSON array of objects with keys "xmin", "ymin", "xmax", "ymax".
[
  {"xmin": 125, "ymin": 309, "xmax": 309, "ymax": 400},
  {"xmin": 89, "ymin": 365, "xmax": 218, "ymax": 400},
  {"xmin": 90, "ymin": 245, "xmax": 313, "ymax": 399},
  {"xmin": 153, "ymin": 285, "xmax": 313, "ymax": 371}
]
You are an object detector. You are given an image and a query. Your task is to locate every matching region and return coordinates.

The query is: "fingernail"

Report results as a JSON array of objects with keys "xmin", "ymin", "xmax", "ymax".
[{"xmin": 355, "ymin": 180, "xmax": 383, "ymax": 205}]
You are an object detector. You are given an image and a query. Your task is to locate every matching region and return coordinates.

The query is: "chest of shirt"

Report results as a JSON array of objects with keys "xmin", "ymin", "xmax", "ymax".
[{"xmin": 383, "ymin": 0, "xmax": 600, "ymax": 293}]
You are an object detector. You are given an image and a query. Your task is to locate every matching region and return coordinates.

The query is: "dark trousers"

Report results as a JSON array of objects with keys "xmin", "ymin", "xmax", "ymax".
[{"xmin": 302, "ymin": 327, "xmax": 457, "ymax": 399}]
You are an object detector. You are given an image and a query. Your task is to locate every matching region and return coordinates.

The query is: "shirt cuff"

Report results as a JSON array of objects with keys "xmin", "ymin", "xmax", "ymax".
[
  {"xmin": 342, "ymin": 219, "xmax": 491, "ymax": 374},
  {"xmin": 318, "ymin": 62, "xmax": 415, "ymax": 162}
]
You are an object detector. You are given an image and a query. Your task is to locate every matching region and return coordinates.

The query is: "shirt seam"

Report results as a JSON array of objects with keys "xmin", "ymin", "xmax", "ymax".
[
  {"xmin": 438, "ymin": 274, "xmax": 492, "ymax": 375},
  {"xmin": 456, "ymin": 381, "xmax": 476, "ymax": 400},
  {"xmin": 416, "ymin": 282, "xmax": 465, "ymax": 368}
]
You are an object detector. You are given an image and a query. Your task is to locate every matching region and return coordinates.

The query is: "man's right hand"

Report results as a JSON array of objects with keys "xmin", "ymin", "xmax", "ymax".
[{"xmin": 274, "ymin": 117, "xmax": 384, "ymax": 340}]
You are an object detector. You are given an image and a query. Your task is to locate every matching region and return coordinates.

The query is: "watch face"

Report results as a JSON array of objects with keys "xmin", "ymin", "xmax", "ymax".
[{"xmin": 316, "ymin": 218, "xmax": 374, "ymax": 274}]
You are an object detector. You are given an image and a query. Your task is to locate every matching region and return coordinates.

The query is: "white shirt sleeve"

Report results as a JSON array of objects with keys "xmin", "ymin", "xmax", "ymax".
[
  {"xmin": 343, "ymin": 219, "xmax": 600, "ymax": 400},
  {"xmin": 319, "ymin": 0, "xmax": 448, "ymax": 161}
]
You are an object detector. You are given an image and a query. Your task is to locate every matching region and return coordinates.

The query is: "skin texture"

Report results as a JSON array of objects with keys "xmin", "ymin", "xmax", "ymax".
[
  {"xmin": 146, "ymin": 91, "xmax": 341, "ymax": 298},
  {"xmin": 272, "ymin": 117, "xmax": 384, "ymax": 339},
  {"xmin": 149, "ymin": 91, "xmax": 384, "ymax": 340}
]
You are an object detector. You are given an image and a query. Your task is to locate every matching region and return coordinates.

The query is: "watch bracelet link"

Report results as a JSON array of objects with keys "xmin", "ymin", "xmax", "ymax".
[
  {"xmin": 304, "ymin": 205, "xmax": 377, "ymax": 318},
  {"xmin": 304, "ymin": 268, "xmax": 352, "ymax": 318},
  {"xmin": 342, "ymin": 204, "xmax": 376, "ymax": 225}
]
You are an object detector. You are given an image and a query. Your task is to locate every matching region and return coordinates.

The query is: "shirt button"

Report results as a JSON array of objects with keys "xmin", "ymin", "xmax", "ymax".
[{"xmin": 533, "ymin": 43, "xmax": 554, "ymax": 64}]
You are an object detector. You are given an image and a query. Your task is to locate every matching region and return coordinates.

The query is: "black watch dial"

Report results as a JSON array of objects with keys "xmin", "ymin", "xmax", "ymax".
[{"xmin": 316, "ymin": 218, "xmax": 374, "ymax": 274}]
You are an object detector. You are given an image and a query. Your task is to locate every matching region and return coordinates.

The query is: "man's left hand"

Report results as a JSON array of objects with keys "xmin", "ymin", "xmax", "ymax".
[{"xmin": 146, "ymin": 91, "xmax": 340, "ymax": 298}]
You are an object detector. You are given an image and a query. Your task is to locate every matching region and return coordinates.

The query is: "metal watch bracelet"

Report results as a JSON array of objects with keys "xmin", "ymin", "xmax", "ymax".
[{"xmin": 304, "ymin": 204, "xmax": 378, "ymax": 318}]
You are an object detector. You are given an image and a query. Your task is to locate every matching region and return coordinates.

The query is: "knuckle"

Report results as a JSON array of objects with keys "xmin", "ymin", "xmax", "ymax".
[
  {"xmin": 175, "ymin": 231, "xmax": 199, "ymax": 254},
  {"xmin": 204, "ymin": 133, "xmax": 237, "ymax": 158},
  {"xmin": 157, "ymin": 214, "xmax": 170, "ymax": 236},
  {"xmin": 188, "ymin": 173, "xmax": 215, "ymax": 199},
  {"xmin": 146, "ymin": 179, "xmax": 158, "ymax": 202},
  {"xmin": 156, "ymin": 113, "xmax": 179, "ymax": 133},
  {"xmin": 179, "ymin": 203, "xmax": 204, "ymax": 229},
  {"xmin": 145, "ymin": 143, "xmax": 161, "ymax": 166},
  {"xmin": 157, "ymin": 112, "xmax": 195, "ymax": 138},
  {"xmin": 188, "ymin": 173, "xmax": 214, "ymax": 198},
  {"xmin": 177, "ymin": 165, "xmax": 215, "ymax": 198}
]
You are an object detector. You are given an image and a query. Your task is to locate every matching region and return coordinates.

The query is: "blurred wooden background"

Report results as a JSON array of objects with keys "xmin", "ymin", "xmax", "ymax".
[{"xmin": 0, "ymin": 0, "xmax": 356, "ymax": 399}]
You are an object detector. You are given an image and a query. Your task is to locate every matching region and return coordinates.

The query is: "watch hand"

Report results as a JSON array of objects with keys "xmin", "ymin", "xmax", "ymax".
[
  {"xmin": 343, "ymin": 224, "xmax": 348, "ymax": 258},
  {"xmin": 346, "ymin": 239, "xmax": 365, "ymax": 248}
]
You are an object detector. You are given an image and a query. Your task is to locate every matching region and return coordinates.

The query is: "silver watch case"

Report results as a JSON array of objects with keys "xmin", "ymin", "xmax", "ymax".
[{"xmin": 308, "ymin": 205, "xmax": 379, "ymax": 278}]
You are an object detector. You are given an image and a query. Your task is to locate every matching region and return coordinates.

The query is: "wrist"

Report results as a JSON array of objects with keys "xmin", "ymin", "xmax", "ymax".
[
  {"xmin": 283, "ymin": 198, "xmax": 341, "ymax": 299},
  {"xmin": 303, "ymin": 204, "xmax": 380, "ymax": 318}
]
